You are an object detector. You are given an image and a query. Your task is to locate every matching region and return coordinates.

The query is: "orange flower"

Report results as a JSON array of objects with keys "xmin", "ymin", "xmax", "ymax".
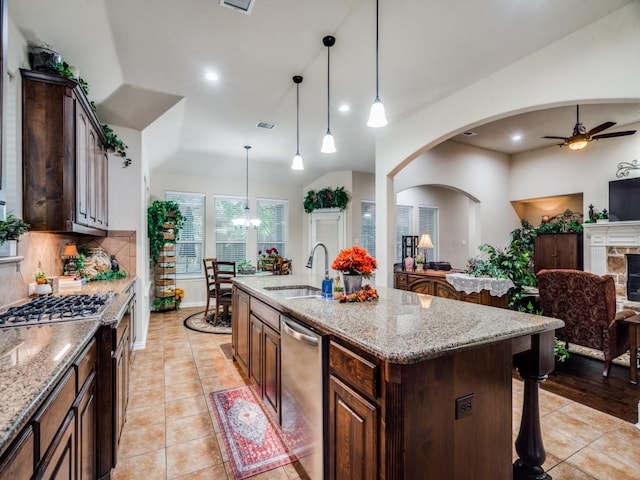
[{"xmin": 331, "ymin": 245, "xmax": 377, "ymax": 278}]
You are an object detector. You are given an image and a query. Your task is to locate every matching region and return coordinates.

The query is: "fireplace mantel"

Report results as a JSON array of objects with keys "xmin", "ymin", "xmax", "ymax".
[{"xmin": 583, "ymin": 221, "xmax": 640, "ymax": 251}]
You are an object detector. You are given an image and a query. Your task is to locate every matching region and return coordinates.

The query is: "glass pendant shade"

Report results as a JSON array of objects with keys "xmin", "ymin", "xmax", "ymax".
[
  {"xmin": 232, "ymin": 146, "xmax": 261, "ymax": 229},
  {"xmin": 367, "ymin": 98, "xmax": 388, "ymax": 128},
  {"xmin": 321, "ymin": 130, "xmax": 336, "ymax": 154},
  {"xmin": 568, "ymin": 136, "xmax": 589, "ymax": 151},
  {"xmin": 291, "ymin": 153, "xmax": 304, "ymax": 170}
]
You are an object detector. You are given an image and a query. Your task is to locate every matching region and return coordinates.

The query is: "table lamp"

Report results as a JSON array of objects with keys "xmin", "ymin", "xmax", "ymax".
[
  {"xmin": 417, "ymin": 233, "xmax": 434, "ymax": 266},
  {"xmin": 62, "ymin": 242, "xmax": 80, "ymax": 276}
]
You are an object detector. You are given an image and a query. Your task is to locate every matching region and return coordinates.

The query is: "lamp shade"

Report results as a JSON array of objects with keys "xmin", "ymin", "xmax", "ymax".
[
  {"xmin": 367, "ymin": 99, "xmax": 388, "ymax": 128},
  {"xmin": 568, "ymin": 135, "xmax": 589, "ymax": 150},
  {"xmin": 291, "ymin": 154, "xmax": 304, "ymax": 170},
  {"xmin": 62, "ymin": 242, "xmax": 79, "ymax": 258},
  {"xmin": 321, "ymin": 131, "xmax": 336, "ymax": 154},
  {"xmin": 418, "ymin": 233, "xmax": 434, "ymax": 249}
]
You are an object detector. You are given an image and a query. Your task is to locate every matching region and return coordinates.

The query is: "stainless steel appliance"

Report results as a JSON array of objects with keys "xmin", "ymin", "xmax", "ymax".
[
  {"xmin": 0, "ymin": 292, "xmax": 115, "ymax": 328},
  {"xmin": 281, "ymin": 315, "xmax": 327, "ymax": 480}
]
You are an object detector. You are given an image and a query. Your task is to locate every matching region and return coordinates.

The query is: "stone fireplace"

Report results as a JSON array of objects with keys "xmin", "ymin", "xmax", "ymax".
[{"xmin": 584, "ymin": 221, "xmax": 640, "ymax": 303}]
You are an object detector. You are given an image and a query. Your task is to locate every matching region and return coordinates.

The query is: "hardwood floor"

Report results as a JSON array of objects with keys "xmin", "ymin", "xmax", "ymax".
[{"xmin": 533, "ymin": 353, "xmax": 640, "ymax": 424}]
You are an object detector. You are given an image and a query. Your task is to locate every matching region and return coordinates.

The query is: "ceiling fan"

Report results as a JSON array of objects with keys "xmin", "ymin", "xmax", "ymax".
[{"xmin": 542, "ymin": 105, "xmax": 637, "ymax": 151}]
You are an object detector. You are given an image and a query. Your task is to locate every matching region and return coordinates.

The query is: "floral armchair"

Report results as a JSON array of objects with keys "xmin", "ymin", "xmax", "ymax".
[{"xmin": 537, "ymin": 269, "xmax": 637, "ymax": 377}]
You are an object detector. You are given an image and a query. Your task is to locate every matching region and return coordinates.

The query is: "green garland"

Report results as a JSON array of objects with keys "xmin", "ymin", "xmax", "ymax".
[
  {"xmin": 303, "ymin": 187, "xmax": 350, "ymax": 213},
  {"xmin": 147, "ymin": 201, "xmax": 185, "ymax": 264}
]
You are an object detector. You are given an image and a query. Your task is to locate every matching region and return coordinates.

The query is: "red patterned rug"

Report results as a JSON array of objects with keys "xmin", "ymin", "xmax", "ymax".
[{"xmin": 209, "ymin": 386, "xmax": 296, "ymax": 479}]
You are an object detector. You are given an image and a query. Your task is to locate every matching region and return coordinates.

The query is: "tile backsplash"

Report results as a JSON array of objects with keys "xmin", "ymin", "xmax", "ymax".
[{"xmin": 0, "ymin": 230, "xmax": 136, "ymax": 308}]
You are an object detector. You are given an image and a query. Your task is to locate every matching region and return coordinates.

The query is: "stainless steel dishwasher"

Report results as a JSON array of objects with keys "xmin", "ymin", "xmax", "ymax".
[{"xmin": 280, "ymin": 315, "xmax": 327, "ymax": 480}]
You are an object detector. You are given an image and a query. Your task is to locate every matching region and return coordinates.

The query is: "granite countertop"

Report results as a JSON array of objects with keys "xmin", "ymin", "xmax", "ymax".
[
  {"xmin": 0, "ymin": 276, "xmax": 136, "ymax": 457},
  {"xmin": 233, "ymin": 274, "xmax": 564, "ymax": 365}
]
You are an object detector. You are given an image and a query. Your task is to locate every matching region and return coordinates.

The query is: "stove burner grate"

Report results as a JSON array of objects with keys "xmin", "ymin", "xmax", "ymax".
[{"xmin": 0, "ymin": 292, "xmax": 115, "ymax": 328}]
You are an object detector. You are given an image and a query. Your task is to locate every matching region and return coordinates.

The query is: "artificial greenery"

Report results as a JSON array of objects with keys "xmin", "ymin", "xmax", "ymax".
[
  {"xmin": 303, "ymin": 187, "xmax": 350, "ymax": 213},
  {"xmin": 147, "ymin": 201, "xmax": 185, "ymax": 264},
  {"xmin": 0, "ymin": 214, "xmax": 30, "ymax": 244},
  {"xmin": 554, "ymin": 339, "xmax": 570, "ymax": 362},
  {"xmin": 102, "ymin": 124, "xmax": 132, "ymax": 167},
  {"xmin": 151, "ymin": 297, "xmax": 176, "ymax": 311},
  {"xmin": 52, "ymin": 61, "xmax": 132, "ymax": 167}
]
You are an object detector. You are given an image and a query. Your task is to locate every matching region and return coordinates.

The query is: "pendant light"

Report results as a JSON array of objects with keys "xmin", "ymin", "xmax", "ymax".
[
  {"xmin": 232, "ymin": 146, "xmax": 262, "ymax": 229},
  {"xmin": 291, "ymin": 75, "xmax": 304, "ymax": 170},
  {"xmin": 367, "ymin": 0, "xmax": 388, "ymax": 128},
  {"xmin": 321, "ymin": 35, "xmax": 336, "ymax": 153}
]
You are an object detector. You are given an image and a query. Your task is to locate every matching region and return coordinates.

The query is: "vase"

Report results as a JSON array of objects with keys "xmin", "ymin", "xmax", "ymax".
[
  {"xmin": 0, "ymin": 240, "xmax": 17, "ymax": 257},
  {"xmin": 342, "ymin": 274, "xmax": 363, "ymax": 295},
  {"xmin": 416, "ymin": 263, "xmax": 424, "ymax": 272}
]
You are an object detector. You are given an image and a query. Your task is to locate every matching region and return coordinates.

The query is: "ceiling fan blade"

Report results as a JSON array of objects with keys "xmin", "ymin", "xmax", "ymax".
[
  {"xmin": 587, "ymin": 121, "xmax": 616, "ymax": 136},
  {"xmin": 542, "ymin": 136, "xmax": 568, "ymax": 140},
  {"xmin": 592, "ymin": 130, "xmax": 637, "ymax": 140}
]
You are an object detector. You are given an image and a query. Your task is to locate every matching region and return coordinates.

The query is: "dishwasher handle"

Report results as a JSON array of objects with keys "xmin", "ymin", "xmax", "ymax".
[{"xmin": 282, "ymin": 319, "xmax": 319, "ymax": 347}]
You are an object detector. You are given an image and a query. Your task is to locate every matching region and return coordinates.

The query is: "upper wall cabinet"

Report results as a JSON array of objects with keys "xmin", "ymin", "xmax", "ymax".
[{"xmin": 21, "ymin": 69, "xmax": 108, "ymax": 236}]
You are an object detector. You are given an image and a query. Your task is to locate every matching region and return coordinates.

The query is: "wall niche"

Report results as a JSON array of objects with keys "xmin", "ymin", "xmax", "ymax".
[{"xmin": 511, "ymin": 193, "xmax": 583, "ymax": 226}]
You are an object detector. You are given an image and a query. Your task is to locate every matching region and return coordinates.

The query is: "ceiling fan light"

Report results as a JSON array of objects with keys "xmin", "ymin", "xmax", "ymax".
[
  {"xmin": 367, "ymin": 99, "xmax": 388, "ymax": 128},
  {"xmin": 291, "ymin": 153, "xmax": 304, "ymax": 170},
  {"xmin": 321, "ymin": 131, "xmax": 336, "ymax": 154},
  {"xmin": 568, "ymin": 135, "xmax": 589, "ymax": 151}
]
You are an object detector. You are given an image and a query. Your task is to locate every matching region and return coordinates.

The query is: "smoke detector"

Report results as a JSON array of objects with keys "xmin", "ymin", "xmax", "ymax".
[{"xmin": 219, "ymin": 0, "xmax": 255, "ymax": 15}]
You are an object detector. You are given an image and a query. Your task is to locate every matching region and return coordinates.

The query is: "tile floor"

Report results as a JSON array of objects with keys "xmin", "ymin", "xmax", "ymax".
[{"xmin": 113, "ymin": 307, "xmax": 640, "ymax": 480}]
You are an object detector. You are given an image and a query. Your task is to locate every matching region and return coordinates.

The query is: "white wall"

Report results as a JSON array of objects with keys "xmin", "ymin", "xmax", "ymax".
[
  {"xmin": 152, "ymin": 169, "xmax": 304, "ymax": 307},
  {"xmin": 375, "ymin": 2, "xmax": 640, "ymax": 286}
]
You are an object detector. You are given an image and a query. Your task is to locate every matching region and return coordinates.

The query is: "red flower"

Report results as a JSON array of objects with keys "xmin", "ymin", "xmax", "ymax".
[{"xmin": 331, "ymin": 245, "xmax": 377, "ymax": 278}]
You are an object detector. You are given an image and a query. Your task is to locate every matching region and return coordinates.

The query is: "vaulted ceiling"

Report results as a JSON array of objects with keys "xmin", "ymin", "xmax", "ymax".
[{"xmin": 9, "ymin": 0, "xmax": 637, "ymax": 184}]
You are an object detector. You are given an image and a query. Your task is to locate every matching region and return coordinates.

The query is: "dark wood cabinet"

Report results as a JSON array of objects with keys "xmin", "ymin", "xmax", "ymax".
[
  {"xmin": 75, "ymin": 372, "xmax": 96, "ymax": 480},
  {"xmin": 113, "ymin": 304, "xmax": 131, "ymax": 466},
  {"xmin": 21, "ymin": 69, "xmax": 108, "ymax": 236},
  {"xmin": 534, "ymin": 233, "xmax": 583, "ymax": 274},
  {"xmin": 232, "ymin": 288, "xmax": 250, "ymax": 375},
  {"xmin": 36, "ymin": 411, "xmax": 76, "ymax": 480},
  {"xmin": 249, "ymin": 314, "xmax": 263, "ymax": 388},
  {"xmin": 394, "ymin": 270, "xmax": 509, "ymax": 308},
  {"xmin": 0, "ymin": 425, "xmax": 34, "ymax": 479},
  {"xmin": 328, "ymin": 375, "xmax": 378, "ymax": 480},
  {"xmin": 262, "ymin": 325, "xmax": 280, "ymax": 422}
]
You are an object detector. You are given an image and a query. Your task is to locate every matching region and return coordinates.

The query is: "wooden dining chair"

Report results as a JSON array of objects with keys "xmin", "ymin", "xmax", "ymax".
[
  {"xmin": 202, "ymin": 258, "xmax": 217, "ymax": 318},
  {"xmin": 211, "ymin": 260, "xmax": 236, "ymax": 325}
]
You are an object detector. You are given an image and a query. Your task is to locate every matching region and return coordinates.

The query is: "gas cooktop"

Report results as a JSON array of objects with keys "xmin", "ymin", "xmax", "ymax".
[{"xmin": 0, "ymin": 292, "xmax": 116, "ymax": 328}]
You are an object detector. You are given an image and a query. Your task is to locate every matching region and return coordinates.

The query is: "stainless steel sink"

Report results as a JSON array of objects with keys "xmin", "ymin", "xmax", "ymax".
[{"xmin": 263, "ymin": 285, "xmax": 324, "ymax": 299}]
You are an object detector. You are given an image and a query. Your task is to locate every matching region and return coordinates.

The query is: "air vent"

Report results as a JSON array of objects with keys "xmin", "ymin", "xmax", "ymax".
[
  {"xmin": 461, "ymin": 130, "xmax": 477, "ymax": 137},
  {"xmin": 219, "ymin": 0, "xmax": 255, "ymax": 15},
  {"xmin": 256, "ymin": 121, "xmax": 275, "ymax": 129}
]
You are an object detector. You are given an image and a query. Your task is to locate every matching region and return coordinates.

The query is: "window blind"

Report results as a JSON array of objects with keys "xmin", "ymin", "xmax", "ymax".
[
  {"xmin": 418, "ymin": 206, "xmax": 438, "ymax": 262},
  {"xmin": 214, "ymin": 196, "xmax": 247, "ymax": 264},
  {"xmin": 396, "ymin": 205, "xmax": 413, "ymax": 262},
  {"xmin": 257, "ymin": 198, "xmax": 289, "ymax": 259},
  {"xmin": 360, "ymin": 201, "xmax": 376, "ymax": 259},
  {"xmin": 165, "ymin": 191, "xmax": 206, "ymax": 275}
]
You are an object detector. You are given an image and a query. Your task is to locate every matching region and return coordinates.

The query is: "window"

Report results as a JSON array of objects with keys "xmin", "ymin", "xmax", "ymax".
[
  {"xmin": 214, "ymin": 196, "xmax": 247, "ymax": 264},
  {"xmin": 165, "ymin": 191, "xmax": 206, "ymax": 276},
  {"xmin": 418, "ymin": 206, "xmax": 438, "ymax": 262},
  {"xmin": 257, "ymin": 199, "xmax": 288, "ymax": 258},
  {"xmin": 360, "ymin": 201, "xmax": 376, "ymax": 258},
  {"xmin": 396, "ymin": 205, "xmax": 413, "ymax": 262}
]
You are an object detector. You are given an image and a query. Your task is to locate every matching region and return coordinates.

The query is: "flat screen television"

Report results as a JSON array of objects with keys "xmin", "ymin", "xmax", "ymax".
[{"xmin": 609, "ymin": 177, "xmax": 640, "ymax": 221}]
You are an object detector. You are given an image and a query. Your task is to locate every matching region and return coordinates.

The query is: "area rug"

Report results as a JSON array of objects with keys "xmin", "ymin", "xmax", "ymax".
[
  {"xmin": 209, "ymin": 386, "xmax": 296, "ymax": 479},
  {"xmin": 183, "ymin": 310, "xmax": 231, "ymax": 334},
  {"xmin": 567, "ymin": 342, "xmax": 630, "ymax": 367}
]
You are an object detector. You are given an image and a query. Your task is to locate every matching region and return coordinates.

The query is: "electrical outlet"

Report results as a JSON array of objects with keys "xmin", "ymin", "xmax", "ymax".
[{"xmin": 455, "ymin": 393, "xmax": 474, "ymax": 419}]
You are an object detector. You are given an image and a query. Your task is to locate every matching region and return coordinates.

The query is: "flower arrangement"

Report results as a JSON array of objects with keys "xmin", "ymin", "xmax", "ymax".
[
  {"xmin": 415, "ymin": 255, "xmax": 425, "ymax": 264},
  {"xmin": 35, "ymin": 269, "xmax": 48, "ymax": 285},
  {"xmin": 331, "ymin": 245, "xmax": 377, "ymax": 279},
  {"xmin": 259, "ymin": 247, "xmax": 280, "ymax": 258},
  {"xmin": 174, "ymin": 287, "xmax": 185, "ymax": 310}
]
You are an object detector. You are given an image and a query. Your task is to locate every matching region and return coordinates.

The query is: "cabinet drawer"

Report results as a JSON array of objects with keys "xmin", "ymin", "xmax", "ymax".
[
  {"xmin": 33, "ymin": 367, "xmax": 76, "ymax": 458},
  {"xmin": 0, "ymin": 424, "xmax": 34, "ymax": 479},
  {"xmin": 330, "ymin": 341, "xmax": 378, "ymax": 398},
  {"xmin": 74, "ymin": 338, "xmax": 97, "ymax": 391},
  {"xmin": 251, "ymin": 298, "xmax": 280, "ymax": 331},
  {"xmin": 394, "ymin": 274, "xmax": 408, "ymax": 289}
]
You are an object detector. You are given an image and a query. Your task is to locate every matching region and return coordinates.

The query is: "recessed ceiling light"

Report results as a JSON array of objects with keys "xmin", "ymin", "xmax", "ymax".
[
  {"xmin": 339, "ymin": 104, "xmax": 350, "ymax": 112},
  {"xmin": 205, "ymin": 71, "xmax": 219, "ymax": 82},
  {"xmin": 511, "ymin": 133, "xmax": 522, "ymax": 142}
]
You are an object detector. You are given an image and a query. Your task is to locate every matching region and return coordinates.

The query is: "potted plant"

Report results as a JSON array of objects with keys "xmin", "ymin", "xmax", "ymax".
[
  {"xmin": 0, "ymin": 214, "xmax": 30, "ymax": 257},
  {"xmin": 238, "ymin": 260, "xmax": 256, "ymax": 275},
  {"xmin": 331, "ymin": 245, "xmax": 377, "ymax": 294},
  {"xmin": 34, "ymin": 269, "xmax": 52, "ymax": 295},
  {"xmin": 147, "ymin": 201, "xmax": 185, "ymax": 264},
  {"xmin": 415, "ymin": 255, "xmax": 426, "ymax": 271}
]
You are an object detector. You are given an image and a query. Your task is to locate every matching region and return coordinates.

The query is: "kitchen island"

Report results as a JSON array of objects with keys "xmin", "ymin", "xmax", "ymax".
[
  {"xmin": 232, "ymin": 274, "xmax": 563, "ymax": 480},
  {"xmin": 0, "ymin": 277, "xmax": 136, "ymax": 479}
]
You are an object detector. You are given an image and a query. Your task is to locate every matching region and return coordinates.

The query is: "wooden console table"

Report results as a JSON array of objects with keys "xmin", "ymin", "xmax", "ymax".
[
  {"xmin": 625, "ymin": 314, "xmax": 640, "ymax": 385},
  {"xmin": 394, "ymin": 269, "xmax": 510, "ymax": 308}
]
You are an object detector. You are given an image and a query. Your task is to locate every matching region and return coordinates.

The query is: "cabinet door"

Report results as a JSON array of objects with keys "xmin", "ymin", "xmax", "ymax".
[
  {"xmin": 75, "ymin": 106, "xmax": 90, "ymax": 226},
  {"xmin": 37, "ymin": 411, "xmax": 75, "ymax": 480},
  {"xmin": 262, "ymin": 326, "xmax": 281, "ymax": 423},
  {"xmin": 329, "ymin": 375, "xmax": 378, "ymax": 480},
  {"xmin": 555, "ymin": 234, "xmax": 579, "ymax": 269},
  {"xmin": 534, "ymin": 235, "xmax": 557, "ymax": 273},
  {"xmin": 76, "ymin": 373, "xmax": 96, "ymax": 480},
  {"xmin": 0, "ymin": 425, "xmax": 34, "ymax": 480},
  {"xmin": 233, "ymin": 289, "xmax": 250, "ymax": 374},
  {"xmin": 249, "ymin": 314, "xmax": 263, "ymax": 389},
  {"xmin": 87, "ymin": 126, "xmax": 98, "ymax": 227}
]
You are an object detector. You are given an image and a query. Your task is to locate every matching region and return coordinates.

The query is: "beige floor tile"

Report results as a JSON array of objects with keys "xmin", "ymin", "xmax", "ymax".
[
  {"xmin": 126, "ymin": 403, "xmax": 166, "ymax": 429},
  {"xmin": 541, "ymin": 424, "xmax": 590, "ymax": 461},
  {"xmin": 558, "ymin": 402, "xmax": 622, "ymax": 432},
  {"xmin": 547, "ymin": 461, "xmax": 597, "ymax": 480},
  {"xmin": 119, "ymin": 422, "xmax": 166, "ymax": 458},
  {"xmin": 539, "ymin": 388, "xmax": 572, "ymax": 415},
  {"xmin": 165, "ymin": 366, "xmax": 201, "ymax": 386},
  {"xmin": 129, "ymin": 373, "xmax": 164, "ymax": 395},
  {"xmin": 165, "ymin": 378, "xmax": 204, "ymax": 402},
  {"xmin": 215, "ymin": 432, "xmax": 229, "ymax": 462},
  {"xmin": 166, "ymin": 394, "xmax": 209, "ymax": 420},
  {"xmin": 112, "ymin": 448, "xmax": 167, "ymax": 480},
  {"xmin": 173, "ymin": 463, "xmax": 229, "ymax": 480},
  {"xmin": 166, "ymin": 435, "xmax": 223, "ymax": 479},
  {"xmin": 131, "ymin": 361, "xmax": 164, "ymax": 378},
  {"xmin": 166, "ymin": 412, "xmax": 215, "ymax": 446},
  {"xmin": 587, "ymin": 423, "xmax": 640, "ymax": 470},
  {"xmin": 567, "ymin": 444, "xmax": 640, "ymax": 479},
  {"xmin": 541, "ymin": 409, "xmax": 611, "ymax": 444},
  {"xmin": 247, "ymin": 466, "xmax": 291, "ymax": 479},
  {"xmin": 127, "ymin": 385, "xmax": 165, "ymax": 409}
]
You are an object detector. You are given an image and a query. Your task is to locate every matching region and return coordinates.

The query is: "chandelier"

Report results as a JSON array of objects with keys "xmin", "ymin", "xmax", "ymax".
[{"xmin": 232, "ymin": 145, "xmax": 262, "ymax": 229}]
